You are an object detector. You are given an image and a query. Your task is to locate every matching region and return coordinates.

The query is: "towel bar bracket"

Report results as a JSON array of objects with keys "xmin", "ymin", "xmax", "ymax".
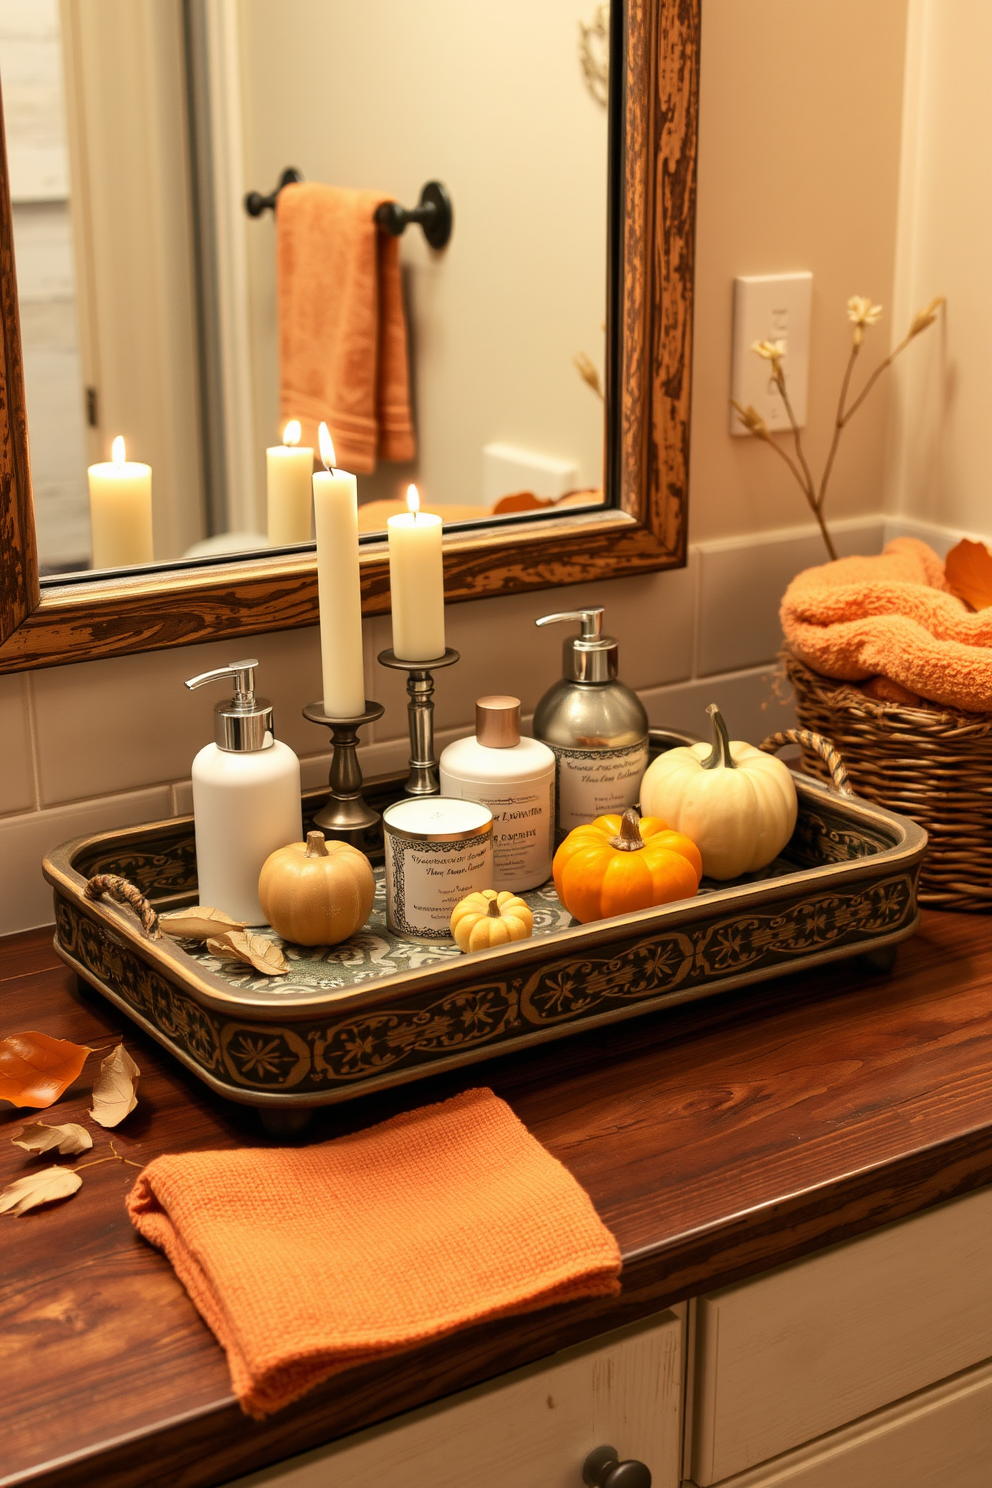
[
  {"xmin": 374, "ymin": 180, "xmax": 453, "ymax": 249},
  {"xmin": 244, "ymin": 167, "xmax": 303, "ymax": 218}
]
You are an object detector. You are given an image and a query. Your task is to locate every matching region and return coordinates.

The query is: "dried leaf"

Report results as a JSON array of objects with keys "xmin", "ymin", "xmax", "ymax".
[
  {"xmin": 945, "ymin": 538, "xmax": 992, "ymax": 611},
  {"xmin": 88, "ymin": 1045, "xmax": 140, "ymax": 1128},
  {"xmin": 0, "ymin": 1032, "xmax": 92, "ymax": 1109},
  {"xmin": 160, "ymin": 906, "xmax": 249, "ymax": 940},
  {"xmin": 206, "ymin": 930, "xmax": 289, "ymax": 977},
  {"xmin": 12, "ymin": 1121, "xmax": 92, "ymax": 1156},
  {"xmin": 0, "ymin": 1165, "xmax": 82, "ymax": 1216}
]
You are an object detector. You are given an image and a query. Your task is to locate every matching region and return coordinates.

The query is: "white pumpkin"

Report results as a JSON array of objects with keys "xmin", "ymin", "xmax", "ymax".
[{"xmin": 639, "ymin": 704, "xmax": 797, "ymax": 880}]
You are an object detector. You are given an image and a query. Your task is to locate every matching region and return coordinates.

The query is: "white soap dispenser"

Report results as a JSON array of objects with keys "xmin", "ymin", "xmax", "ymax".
[
  {"xmin": 439, "ymin": 696, "xmax": 556, "ymax": 891},
  {"xmin": 185, "ymin": 659, "xmax": 302, "ymax": 924}
]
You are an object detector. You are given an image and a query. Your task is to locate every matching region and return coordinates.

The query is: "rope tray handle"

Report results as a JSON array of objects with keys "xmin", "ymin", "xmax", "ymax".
[
  {"xmin": 84, "ymin": 874, "xmax": 161, "ymax": 938},
  {"xmin": 759, "ymin": 727, "xmax": 854, "ymax": 797}
]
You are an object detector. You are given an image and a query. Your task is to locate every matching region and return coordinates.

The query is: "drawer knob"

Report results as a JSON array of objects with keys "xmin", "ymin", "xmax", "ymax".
[{"xmin": 582, "ymin": 1444, "xmax": 651, "ymax": 1488}]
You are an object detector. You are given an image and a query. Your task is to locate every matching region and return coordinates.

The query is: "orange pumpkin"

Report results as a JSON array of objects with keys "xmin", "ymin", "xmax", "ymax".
[{"xmin": 553, "ymin": 808, "xmax": 702, "ymax": 924}]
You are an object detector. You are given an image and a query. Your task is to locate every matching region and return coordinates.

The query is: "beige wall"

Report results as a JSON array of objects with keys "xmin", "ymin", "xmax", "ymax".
[
  {"xmin": 690, "ymin": 0, "xmax": 908, "ymax": 543},
  {"xmin": 237, "ymin": 0, "xmax": 609, "ymax": 513},
  {"xmin": 885, "ymin": 0, "xmax": 992, "ymax": 543},
  {"xmin": 0, "ymin": 0, "xmax": 914, "ymax": 933}
]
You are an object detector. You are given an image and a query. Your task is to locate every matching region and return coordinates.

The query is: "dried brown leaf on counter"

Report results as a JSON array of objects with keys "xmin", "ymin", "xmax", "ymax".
[
  {"xmin": 206, "ymin": 930, "xmax": 289, "ymax": 977},
  {"xmin": 88, "ymin": 1045, "xmax": 140, "ymax": 1128},
  {"xmin": 945, "ymin": 538, "xmax": 992, "ymax": 611},
  {"xmin": 0, "ymin": 1165, "xmax": 83, "ymax": 1216},
  {"xmin": 12, "ymin": 1121, "xmax": 93, "ymax": 1156},
  {"xmin": 159, "ymin": 906, "xmax": 249, "ymax": 940},
  {"xmin": 0, "ymin": 1031, "xmax": 93, "ymax": 1109}
]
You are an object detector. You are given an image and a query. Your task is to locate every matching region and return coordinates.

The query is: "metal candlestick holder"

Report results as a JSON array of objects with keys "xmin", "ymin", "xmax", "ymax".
[
  {"xmin": 377, "ymin": 647, "xmax": 460, "ymax": 795},
  {"xmin": 302, "ymin": 699, "xmax": 385, "ymax": 839}
]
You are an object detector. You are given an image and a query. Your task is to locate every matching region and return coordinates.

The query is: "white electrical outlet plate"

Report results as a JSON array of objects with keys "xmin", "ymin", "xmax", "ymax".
[
  {"xmin": 730, "ymin": 272, "xmax": 812, "ymax": 436},
  {"xmin": 482, "ymin": 443, "xmax": 579, "ymax": 505}
]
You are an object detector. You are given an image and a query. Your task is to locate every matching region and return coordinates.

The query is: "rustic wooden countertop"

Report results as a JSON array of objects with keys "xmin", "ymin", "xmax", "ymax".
[{"xmin": 1, "ymin": 912, "xmax": 990, "ymax": 1488}]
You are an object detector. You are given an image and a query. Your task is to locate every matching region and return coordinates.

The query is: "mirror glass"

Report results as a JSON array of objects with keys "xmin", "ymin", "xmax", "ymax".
[{"xmin": 0, "ymin": 0, "xmax": 611, "ymax": 579}]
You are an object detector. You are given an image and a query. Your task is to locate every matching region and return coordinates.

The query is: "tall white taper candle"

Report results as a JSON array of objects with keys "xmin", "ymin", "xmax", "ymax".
[{"xmin": 313, "ymin": 422, "xmax": 366, "ymax": 717}]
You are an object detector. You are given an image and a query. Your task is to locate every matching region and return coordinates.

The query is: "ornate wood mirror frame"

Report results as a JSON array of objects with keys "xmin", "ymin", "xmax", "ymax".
[{"xmin": 0, "ymin": 0, "xmax": 698, "ymax": 676}]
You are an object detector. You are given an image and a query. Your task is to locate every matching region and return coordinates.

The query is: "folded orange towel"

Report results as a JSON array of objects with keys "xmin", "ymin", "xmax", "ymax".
[
  {"xmin": 277, "ymin": 182, "xmax": 415, "ymax": 474},
  {"xmin": 127, "ymin": 1088, "xmax": 621, "ymax": 1418},
  {"xmin": 781, "ymin": 538, "xmax": 992, "ymax": 713}
]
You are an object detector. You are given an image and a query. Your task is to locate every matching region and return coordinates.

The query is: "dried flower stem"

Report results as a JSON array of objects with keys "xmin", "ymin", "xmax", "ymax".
[{"xmin": 735, "ymin": 296, "xmax": 944, "ymax": 559}]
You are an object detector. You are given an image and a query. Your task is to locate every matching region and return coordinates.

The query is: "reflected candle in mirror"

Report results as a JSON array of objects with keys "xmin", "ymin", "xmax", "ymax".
[
  {"xmin": 87, "ymin": 436, "xmax": 153, "ymax": 570},
  {"xmin": 313, "ymin": 422, "xmax": 366, "ymax": 717},
  {"xmin": 266, "ymin": 419, "xmax": 314, "ymax": 545},
  {"xmin": 387, "ymin": 485, "xmax": 445, "ymax": 661}
]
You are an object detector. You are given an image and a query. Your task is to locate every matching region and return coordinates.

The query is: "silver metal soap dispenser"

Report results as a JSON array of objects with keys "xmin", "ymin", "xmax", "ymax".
[
  {"xmin": 185, "ymin": 659, "xmax": 303, "ymax": 924},
  {"xmin": 533, "ymin": 607, "xmax": 649, "ymax": 838}
]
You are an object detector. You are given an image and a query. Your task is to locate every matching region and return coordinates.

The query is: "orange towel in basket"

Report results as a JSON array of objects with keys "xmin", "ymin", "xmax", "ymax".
[
  {"xmin": 277, "ymin": 181, "xmax": 415, "ymax": 473},
  {"xmin": 127, "ymin": 1088, "xmax": 621, "ymax": 1418},
  {"xmin": 781, "ymin": 538, "xmax": 992, "ymax": 713}
]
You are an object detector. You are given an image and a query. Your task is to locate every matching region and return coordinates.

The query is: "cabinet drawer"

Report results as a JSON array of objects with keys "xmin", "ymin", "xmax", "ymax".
[
  {"xmin": 230, "ymin": 1310, "xmax": 682, "ymax": 1488},
  {"xmin": 688, "ymin": 1359, "xmax": 992, "ymax": 1488},
  {"xmin": 689, "ymin": 1186, "xmax": 992, "ymax": 1484}
]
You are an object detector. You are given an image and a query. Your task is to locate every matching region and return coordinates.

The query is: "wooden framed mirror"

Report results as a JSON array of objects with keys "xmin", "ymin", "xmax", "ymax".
[{"xmin": 0, "ymin": 0, "xmax": 698, "ymax": 675}]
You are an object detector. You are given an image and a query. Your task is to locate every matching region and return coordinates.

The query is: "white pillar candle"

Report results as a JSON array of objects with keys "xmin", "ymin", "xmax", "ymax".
[
  {"xmin": 266, "ymin": 419, "xmax": 314, "ymax": 545},
  {"xmin": 87, "ymin": 436, "xmax": 153, "ymax": 570},
  {"xmin": 387, "ymin": 485, "xmax": 445, "ymax": 661},
  {"xmin": 313, "ymin": 423, "xmax": 366, "ymax": 718}
]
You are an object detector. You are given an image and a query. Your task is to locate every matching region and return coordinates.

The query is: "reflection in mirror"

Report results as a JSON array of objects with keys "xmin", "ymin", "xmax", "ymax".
[{"xmin": 2, "ymin": 0, "xmax": 611, "ymax": 581}]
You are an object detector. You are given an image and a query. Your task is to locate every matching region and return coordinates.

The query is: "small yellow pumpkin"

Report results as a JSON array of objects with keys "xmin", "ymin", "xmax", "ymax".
[
  {"xmin": 553, "ymin": 808, "xmax": 702, "ymax": 924},
  {"xmin": 258, "ymin": 830, "xmax": 375, "ymax": 946},
  {"xmin": 450, "ymin": 889, "xmax": 534, "ymax": 952}
]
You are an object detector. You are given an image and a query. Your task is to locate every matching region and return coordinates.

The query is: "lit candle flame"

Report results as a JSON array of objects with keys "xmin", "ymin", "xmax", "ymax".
[
  {"xmin": 283, "ymin": 419, "xmax": 301, "ymax": 447},
  {"xmin": 406, "ymin": 483, "xmax": 420, "ymax": 519},
  {"xmin": 318, "ymin": 421, "xmax": 336, "ymax": 471},
  {"xmin": 111, "ymin": 435, "xmax": 126, "ymax": 466}
]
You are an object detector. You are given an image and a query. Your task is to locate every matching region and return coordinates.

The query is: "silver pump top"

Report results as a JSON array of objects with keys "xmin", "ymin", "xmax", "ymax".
[
  {"xmin": 185, "ymin": 658, "xmax": 274, "ymax": 752},
  {"xmin": 536, "ymin": 606, "xmax": 618, "ymax": 683}
]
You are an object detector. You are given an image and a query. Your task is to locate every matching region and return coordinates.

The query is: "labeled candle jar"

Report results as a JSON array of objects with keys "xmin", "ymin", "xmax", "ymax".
[{"xmin": 383, "ymin": 797, "xmax": 493, "ymax": 939}]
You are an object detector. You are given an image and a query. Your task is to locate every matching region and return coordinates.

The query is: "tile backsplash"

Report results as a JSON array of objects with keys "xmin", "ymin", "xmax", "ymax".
[{"xmin": 0, "ymin": 514, "xmax": 900, "ymax": 935}]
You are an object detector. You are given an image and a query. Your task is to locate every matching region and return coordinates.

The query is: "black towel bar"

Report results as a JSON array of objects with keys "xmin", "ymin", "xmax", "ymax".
[
  {"xmin": 244, "ymin": 167, "xmax": 303, "ymax": 218},
  {"xmin": 244, "ymin": 170, "xmax": 453, "ymax": 248}
]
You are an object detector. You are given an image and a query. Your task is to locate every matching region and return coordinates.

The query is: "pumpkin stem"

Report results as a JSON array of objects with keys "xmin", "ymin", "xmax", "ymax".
[
  {"xmin": 609, "ymin": 807, "xmax": 645, "ymax": 852},
  {"xmin": 305, "ymin": 831, "xmax": 329, "ymax": 857},
  {"xmin": 486, "ymin": 896, "xmax": 503, "ymax": 918},
  {"xmin": 702, "ymin": 704, "xmax": 736, "ymax": 770}
]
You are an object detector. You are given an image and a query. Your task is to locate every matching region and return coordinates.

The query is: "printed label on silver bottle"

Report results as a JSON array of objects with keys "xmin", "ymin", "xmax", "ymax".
[
  {"xmin": 384, "ymin": 832, "xmax": 494, "ymax": 939},
  {"xmin": 469, "ymin": 777, "xmax": 555, "ymax": 891},
  {"xmin": 553, "ymin": 741, "xmax": 650, "ymax": 835}
]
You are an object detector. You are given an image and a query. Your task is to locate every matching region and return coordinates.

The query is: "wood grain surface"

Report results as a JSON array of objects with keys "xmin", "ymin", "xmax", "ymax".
[{"xmin": 1, "ymin": 910, "xmax": 990, "ymax": 1488}]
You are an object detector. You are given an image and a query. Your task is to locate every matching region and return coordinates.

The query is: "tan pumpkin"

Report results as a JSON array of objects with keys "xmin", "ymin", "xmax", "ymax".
[
  {"xmin": 258, "ymin": 831, "xmax": 375, "ymax": 946},
  {"xmin": 450, "ymin": 889, "xmax": 534, "ymax": 952}
]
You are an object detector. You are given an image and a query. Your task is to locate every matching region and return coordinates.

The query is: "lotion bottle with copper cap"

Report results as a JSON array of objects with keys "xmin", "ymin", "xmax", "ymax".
[{"xmin": 439, "ymin": 696, "xmax": 555, "ymax": 891}]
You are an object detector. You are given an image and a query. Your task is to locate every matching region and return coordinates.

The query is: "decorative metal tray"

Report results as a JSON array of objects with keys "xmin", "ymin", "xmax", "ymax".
[{"xmin": 43, "ymin": 731, "xmax": 927, "ymax": 1127}]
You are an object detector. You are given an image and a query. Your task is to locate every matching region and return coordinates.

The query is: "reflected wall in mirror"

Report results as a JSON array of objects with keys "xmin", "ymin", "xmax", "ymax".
[{"xmin": 6, "ymin": 0, "xmax": 611, "ymax": 578}]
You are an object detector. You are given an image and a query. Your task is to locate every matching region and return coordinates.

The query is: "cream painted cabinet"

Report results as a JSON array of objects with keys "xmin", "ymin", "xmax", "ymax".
[
  {"xmin": 687, "ymin": 1187, "xmax": 992, "ymax": 1485},
  {"xmin": 231, "ymin": 1310, "xmax": 684, "ymax": 1488},
  {"xmin": 685, "ymin": 1361, "xmax": 992, "ymax": 1488}
]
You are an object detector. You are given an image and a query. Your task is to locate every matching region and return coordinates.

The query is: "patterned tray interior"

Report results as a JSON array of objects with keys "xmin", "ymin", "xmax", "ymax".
[{"xmin": 68, "ymin": 778, "xmax": 894, "ymax": 1007}]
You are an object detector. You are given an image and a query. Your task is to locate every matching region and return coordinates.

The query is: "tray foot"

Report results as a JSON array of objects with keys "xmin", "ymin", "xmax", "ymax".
[
  {"xmin": 258, "ymin": 1108, "xmax": 314, "ymax": 1139},
  {"xmin": 858, "ymin": 944, "xmax": 899, "ymax": 976}
]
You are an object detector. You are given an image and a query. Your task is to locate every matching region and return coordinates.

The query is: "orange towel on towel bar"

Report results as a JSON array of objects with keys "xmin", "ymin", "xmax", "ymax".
[
  {"xmin": 277, "ymin": 181, "xmax": 415, "ymax": 473},
  {"xmin": 781, "ymin": 537, "xmax": 992, "ymax": 713},
  {"xmin": 127, "ymin": 1088, "xmax": 622, "ymax": 1418}
]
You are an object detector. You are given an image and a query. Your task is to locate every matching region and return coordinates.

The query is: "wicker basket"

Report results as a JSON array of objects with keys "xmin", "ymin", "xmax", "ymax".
[{"xmin": 785, "ymin": 652, "xmax": 992, "ymax": 912}]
